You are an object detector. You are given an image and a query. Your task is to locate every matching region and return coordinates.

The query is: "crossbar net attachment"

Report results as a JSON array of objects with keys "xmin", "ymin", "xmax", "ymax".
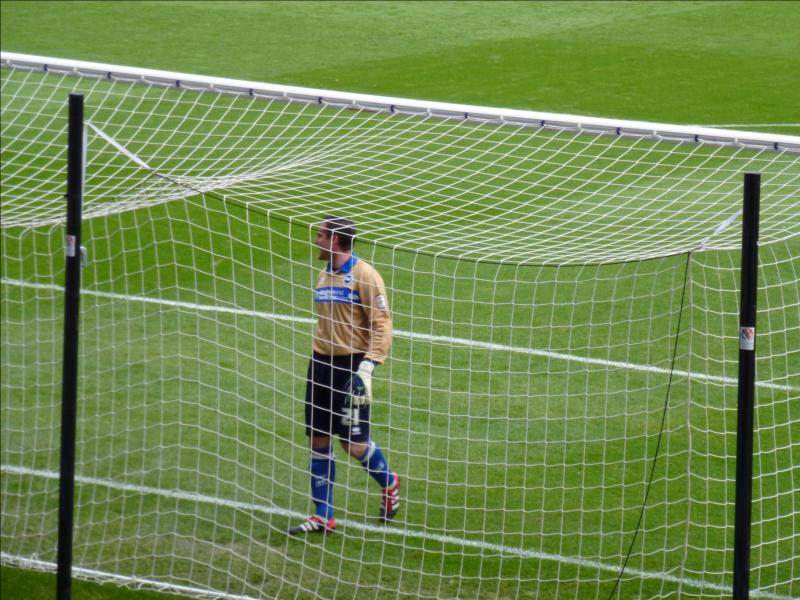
[{"xmin": 1, "ymin": 53, "xmax": 798, "ymax": 599}]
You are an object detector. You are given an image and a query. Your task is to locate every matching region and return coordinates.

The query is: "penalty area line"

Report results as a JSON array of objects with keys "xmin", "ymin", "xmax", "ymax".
[
  {"xmin": 2, "ymin": 278, "xmax": 797, "ymax": 393},
  {"xmin": 0, "ymin": 464, "xmax": 794, "ymax": 600}
]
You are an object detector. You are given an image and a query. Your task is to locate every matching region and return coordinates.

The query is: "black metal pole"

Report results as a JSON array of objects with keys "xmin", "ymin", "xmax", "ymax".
[
  {"xmin": 57, "ymin": 93, "xmax": 84, "ymax": 600},
  {"xmin": 732, "ymin": 172, "xmax": 760, "ymax": 600}
]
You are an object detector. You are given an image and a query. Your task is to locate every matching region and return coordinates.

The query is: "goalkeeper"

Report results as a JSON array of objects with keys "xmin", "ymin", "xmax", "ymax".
[{"xmin": 289, "ymin": 216, "xmax": 399, "ymax": 535}]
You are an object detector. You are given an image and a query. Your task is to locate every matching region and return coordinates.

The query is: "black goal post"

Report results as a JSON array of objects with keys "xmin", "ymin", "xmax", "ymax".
[
  {"xmin": 732, "ymin": 172, "xmax": 761, "ymax": 600},
  {"xmin": 57, "ymin": 93, "xmax": 85, "ymax": 600}
]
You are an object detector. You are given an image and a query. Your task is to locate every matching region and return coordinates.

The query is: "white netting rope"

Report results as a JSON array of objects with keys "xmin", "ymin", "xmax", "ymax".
[
  {"xmin": 2, "ymin": 55, "xmax": 798, "ymax": 600},
  {"xmin": 2, "ymin": 56, "xmax": 798, "ymax": 264}
]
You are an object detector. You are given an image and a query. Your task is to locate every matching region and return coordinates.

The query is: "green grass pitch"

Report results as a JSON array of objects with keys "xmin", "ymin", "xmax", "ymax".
[{"xmin": 2, "ymin": 2, "xmax": 799, "ymax": 599}]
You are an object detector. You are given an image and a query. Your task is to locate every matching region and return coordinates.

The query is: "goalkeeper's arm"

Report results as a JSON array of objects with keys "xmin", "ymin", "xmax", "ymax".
[{"xmin": 350, "ymin": 268, "xmax": 392, "ymax": 407}]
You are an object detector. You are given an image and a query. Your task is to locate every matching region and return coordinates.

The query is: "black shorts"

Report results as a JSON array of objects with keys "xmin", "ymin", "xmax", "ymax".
[{"xmin": 305, "ymin": 353, "xmax": 370, "ymax": 443}]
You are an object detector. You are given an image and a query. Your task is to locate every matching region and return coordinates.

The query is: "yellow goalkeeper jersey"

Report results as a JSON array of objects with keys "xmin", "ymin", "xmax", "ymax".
[{"xmin": 312, "ymin": 253, "xmax": 392, "ymax": 364}]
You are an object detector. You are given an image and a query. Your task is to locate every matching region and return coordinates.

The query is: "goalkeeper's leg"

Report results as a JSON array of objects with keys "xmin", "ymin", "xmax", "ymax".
[
  {"xmin": 336, "ymin": 360, "xmax": 400, "ymax": 522},
  {"xmin": 291, "ymin": 356, "xmax": 341, "ymax": 534},
  {"xmin": 289, "ymin": 437, "xmax": 337, "ymax": 535},
  {"xmin": 344, "ymin": 439, "xmax": 400, "ymax": 521},
  {"xmin": 309, "ymin": 441, "xmax": 336, "ymax": 519}
]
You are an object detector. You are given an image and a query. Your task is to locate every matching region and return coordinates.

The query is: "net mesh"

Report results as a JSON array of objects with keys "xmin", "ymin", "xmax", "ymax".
[{"xmin": 2, "ymin": 56, "xmax": 798, "ymax": 599}]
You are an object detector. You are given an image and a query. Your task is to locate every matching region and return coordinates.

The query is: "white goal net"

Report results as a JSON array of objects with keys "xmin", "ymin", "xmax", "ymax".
[{"xmin": 2, "ymin": 53, "xmax": 798, "ymax": 599}]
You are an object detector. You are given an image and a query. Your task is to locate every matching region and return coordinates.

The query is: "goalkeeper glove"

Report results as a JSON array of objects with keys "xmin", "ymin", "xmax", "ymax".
[{"xmin": 349, "ymin": 359, "xmax": 376, "ymax": 407}]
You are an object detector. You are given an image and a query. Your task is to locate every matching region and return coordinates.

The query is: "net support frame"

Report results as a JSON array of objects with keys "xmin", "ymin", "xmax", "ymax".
[
  {"xmin": 56, "ymin": 92, "xmax": 84, "ymax": 600},
  {"xmin": 1, "ymin": 51, "xmax": 798, "ymax": 152},
  {"xmin": 732, "ymin": 172, "xmax": 761, "ymax": 600}
]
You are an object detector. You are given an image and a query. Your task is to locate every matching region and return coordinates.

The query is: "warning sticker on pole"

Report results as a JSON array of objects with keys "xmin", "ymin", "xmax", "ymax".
[
  {"xmin": 740, "ymin": 326, "xmax": 755, "ymax": 351},
  {"xmin": 65, "ymin": 235, "xmax": 76, "ymax": 257}
]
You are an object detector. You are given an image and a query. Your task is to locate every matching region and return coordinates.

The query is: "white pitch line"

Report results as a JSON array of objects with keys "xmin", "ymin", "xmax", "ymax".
[
  {"xmin": 3, "ymin": 278, "xmax": 797, "ymax": 393},
  {"xmin": 1, "ymin": 552, "xmax": 256, "ymax": 600},
  {"xmin": 1, "ymin": 464, "xmax": 794, "ymax": 600}
]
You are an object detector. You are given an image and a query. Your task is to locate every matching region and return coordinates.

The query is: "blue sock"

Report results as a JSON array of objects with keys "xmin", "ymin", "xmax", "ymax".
[
  {"xmin": 310, "ymin": 447, "xmax": 335, "ymax": 519},
  {"xmin": 359, "ymin": 440, "xmax": 394, "ymax": 488}
]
